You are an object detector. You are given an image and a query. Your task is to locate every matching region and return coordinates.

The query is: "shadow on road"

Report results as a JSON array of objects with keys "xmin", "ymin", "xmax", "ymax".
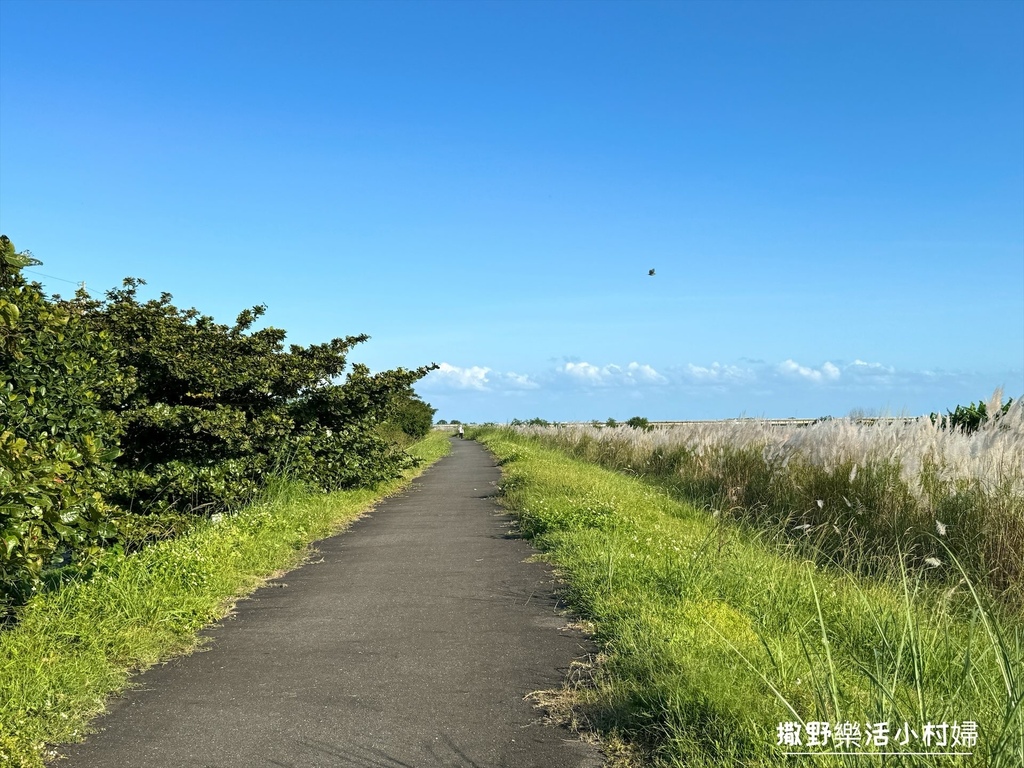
[{"xmin": 266, "ymin": 732, "xmax": 488, "ymax": 768}]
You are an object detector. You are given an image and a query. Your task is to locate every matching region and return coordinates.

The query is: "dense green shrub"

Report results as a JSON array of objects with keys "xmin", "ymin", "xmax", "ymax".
[
  {"xmin": 0, "ymin": 238, "xmax": 122, "ymax": 611},
  {"xmin": 386, "ymin": 390, "xmax": 436, "ymax": 440},
  {"xmin": 931, "ymin": 397, "xmax": 1014, "ymax": 433},
  {"xmin": 76, "ymin": 278, "xmax": 436, "ymax": 514},
  {"xmin": 1, "ymin": 237, "xmax": 437, "ymax": 610},
  {"xmin": 286, "ymin": 362, "xmax": 435, "ymax": 488}
]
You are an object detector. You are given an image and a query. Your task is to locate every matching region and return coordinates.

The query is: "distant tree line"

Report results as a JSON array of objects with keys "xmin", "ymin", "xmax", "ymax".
[{"xmin": 510, "ymin": 416, "xmax": 653, "ymax": 431}]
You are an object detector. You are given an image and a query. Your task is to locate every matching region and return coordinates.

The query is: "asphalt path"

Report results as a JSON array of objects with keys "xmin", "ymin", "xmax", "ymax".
[{"xmin": 53, "ymin": 439, "xmax": 604, "ymax": 768}]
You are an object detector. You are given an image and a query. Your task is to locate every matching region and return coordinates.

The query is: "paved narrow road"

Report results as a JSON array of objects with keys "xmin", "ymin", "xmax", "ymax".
[{"xmin": 53, "ymin": 439, "xmax": 603, "ymax": 768}]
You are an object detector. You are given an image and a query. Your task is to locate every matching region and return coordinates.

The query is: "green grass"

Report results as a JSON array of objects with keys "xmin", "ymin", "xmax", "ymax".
[
  {"xmin": 474, "ymin": 427, "xmax": 1023, "ymax": 767},
  {"xmin": 0, "ymin": 431, "xmax": 450, "ymax": 767},
  {"xmin": 506, "ymin": 409, "xmax": 1024, "ymax": 609}
]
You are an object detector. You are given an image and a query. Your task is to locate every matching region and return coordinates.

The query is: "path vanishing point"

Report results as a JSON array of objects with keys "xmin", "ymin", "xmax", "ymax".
[{"xmin": 53, "ymin": 439, "xmax": 605, "ymax": 768}]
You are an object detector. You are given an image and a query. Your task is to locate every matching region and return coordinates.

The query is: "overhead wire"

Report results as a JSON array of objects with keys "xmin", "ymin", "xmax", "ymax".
[{"xmin": 23, "ymin": 269, "xmax": 85, "ymax": 286}]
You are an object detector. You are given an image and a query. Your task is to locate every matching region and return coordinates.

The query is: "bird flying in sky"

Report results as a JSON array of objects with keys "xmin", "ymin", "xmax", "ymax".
[{"xmin": 648, "ymin": 268, "xmax": 656, "ymax": 276}]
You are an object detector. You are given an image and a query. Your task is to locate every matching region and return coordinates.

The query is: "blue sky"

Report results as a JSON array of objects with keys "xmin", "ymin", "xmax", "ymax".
[{"xmin": 1, "ymin": 0, "xmax": 1021, "ymax": 422}]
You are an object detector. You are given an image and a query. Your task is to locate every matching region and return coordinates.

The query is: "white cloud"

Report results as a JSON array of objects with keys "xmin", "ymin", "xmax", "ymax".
[
  {"xmin": 558, "ymin": 361, "xmax": 666, "ymax": 387},
  {"xmin": 422, "ymin": 358, "xmax": 1017, "ymax": 409},
  {"xmin": 778, "ymin": 359, "xmax": 841, "ymax": 383},
  {"xmin": 684, "ymin": 362, "xmax": 752, "ymax": 381},
  {"xmin": 421, "ymin": 362, "xmax": 491, "ymax": 391},
  {"xmin": 627, "ymin": 362, "xmax": 666, "ymax": 382},
  {"xmin": 847, "ymin": 359, "xmax": 895, "ymax": 375},
  {"xmin": 561, "ymin": 361, "xmax": 606, "ymax": 383},
  {"xmin": 423, "ymin": 355, "xmax": 1021, "ymax": 423},
  {"xmin": 419, "ymin": 363, "xmax": 540, "ymax": 392},
  {"xmin": 500, "ymin": 371, "xmax": 540, "ymax": 390}
]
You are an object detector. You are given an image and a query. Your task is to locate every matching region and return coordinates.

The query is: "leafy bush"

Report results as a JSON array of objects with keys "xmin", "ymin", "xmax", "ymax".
[
  {"xmin": 625, "ymin": 416, "xmax": 652, "ymax": 431},
  {"xmin": 287, "ymin": 362, "xmax": 435, "ymax": 488},
  {"xmin": 0, "ymin": 237, "xmax": 122, "ymax": 612},
  {"xmin": 931, "ymin": 396, "xmax": 1014, "ymax": 433},
  {"xmin": 75, "ymin": 278, "xmax": 436, "ymax": 514},
  {"xmin": 1, "ymin": 238, "xmax": 437, "ymax": 610},
  {"xmin": 385, "ymin": 390, "xmax": 436, "ymax": 440},
  {"xmin": 511, "ymin": 417, "xmax": 549, "ymax": 427}
]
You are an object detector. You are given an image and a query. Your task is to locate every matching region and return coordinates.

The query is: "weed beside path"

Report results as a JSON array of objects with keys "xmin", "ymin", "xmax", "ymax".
[
  {"xmin": 0, "ymin": 432, "xmax": 451, "ymax": 768},
  {"xmin": 474, "ymin": 427, "xmax": 1024, "ymax": 768}
]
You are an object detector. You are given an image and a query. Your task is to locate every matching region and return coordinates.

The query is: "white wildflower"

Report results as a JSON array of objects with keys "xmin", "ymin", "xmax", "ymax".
[
  {"xmin": 935, "ymin": 520, "xmax": 947, "ymax": 536},
  {"xmin": 925, "ymin": 557, "xmax": 942, "ymax": 568}
]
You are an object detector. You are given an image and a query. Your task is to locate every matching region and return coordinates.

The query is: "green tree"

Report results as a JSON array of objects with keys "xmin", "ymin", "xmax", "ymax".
[
  {"xmin": 80, "ymin": 278, "xmax": 437, "ymax": 511},
  {"xmin": 0, "ymin": 237, "xmax": 122, "ymax": 611},
  {"xmin": 1, "ymin": 238, "xmax": 440, "ymax": 609},
  {"xmin": 386, "ymin": 390, "xmax": 436, "ymax": 440}
]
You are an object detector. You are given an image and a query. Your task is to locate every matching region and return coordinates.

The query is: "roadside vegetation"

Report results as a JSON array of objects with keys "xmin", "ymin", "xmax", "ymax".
[
  {"xmin": 507, "ymin": 397, "xmax": 1023, "ymax": 610},
  {"xmin": 2, "ymin": 235, "xmax": 436, "ymax": 615},
  {"xmin": 1, "ymin": 235, "xmax": 447, "ymax": 766},
  {"xmin": 0, "ymin": 431, "xmax": 450, "ymax": 767},
  {"xmin": 473, "ymin": 426, "xmax": 1023, "ymax": 767}
]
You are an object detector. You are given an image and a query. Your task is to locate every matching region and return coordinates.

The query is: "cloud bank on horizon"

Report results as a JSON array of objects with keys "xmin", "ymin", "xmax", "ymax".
[{"xmin": 418, "ymin": 358, "xmax": 1022, "ymax": 422}]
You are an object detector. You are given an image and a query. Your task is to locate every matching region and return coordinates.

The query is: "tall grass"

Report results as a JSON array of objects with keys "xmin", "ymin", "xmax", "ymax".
[
  {"xmin": 510, "ymin": 392, "xmax": 1024, "ymax": 608},
  {"xmin": 476, "ymin": 428, "xmax": 1023, "ymax": 767}
]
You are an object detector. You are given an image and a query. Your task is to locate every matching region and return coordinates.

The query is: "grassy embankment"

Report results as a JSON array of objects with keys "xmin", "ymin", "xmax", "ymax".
[
  {"xmin": 0, "ymin": 431, "xmax": 451, "ymax": 768},
  {"xmin": 473, "ymin": 426, "xmax": 1023, "ymax": 767},
  {"xmin": 512, "ymin": 398, "xmax": 1024, "ymax": 609}
]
